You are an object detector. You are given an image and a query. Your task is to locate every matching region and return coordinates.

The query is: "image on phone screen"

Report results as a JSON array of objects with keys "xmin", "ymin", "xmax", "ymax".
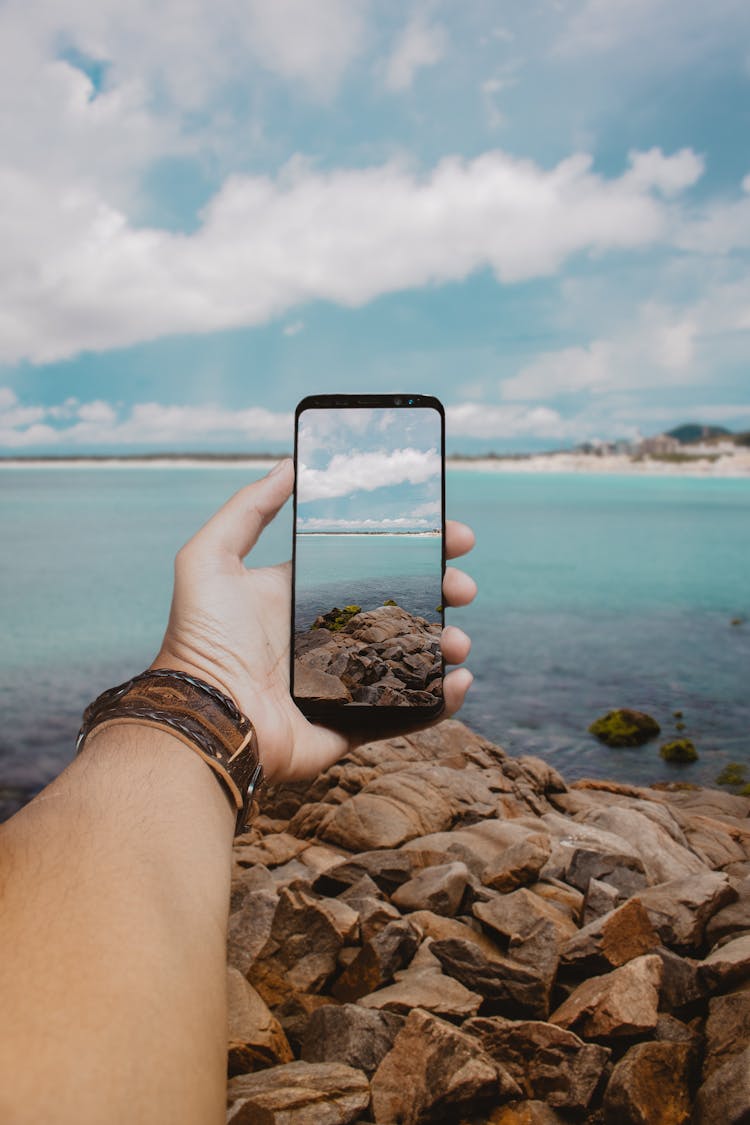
[{"xmin": 292, "ymin": 399, "xmax": 444, "ymax": 716}]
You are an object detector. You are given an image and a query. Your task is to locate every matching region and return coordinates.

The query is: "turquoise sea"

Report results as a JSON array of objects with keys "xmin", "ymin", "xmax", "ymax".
[{"xmin": 1, "ymin": 466, "xmax": 749, "ymax": 818}]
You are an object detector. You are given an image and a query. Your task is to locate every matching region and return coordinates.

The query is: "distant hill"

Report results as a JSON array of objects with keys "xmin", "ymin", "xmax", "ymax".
[{"xmin": 666, "ymin": 423, "xmax": 732, "ymax": 445}]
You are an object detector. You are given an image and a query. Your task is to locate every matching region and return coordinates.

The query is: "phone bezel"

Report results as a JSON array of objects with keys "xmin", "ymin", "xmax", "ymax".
[{"xmin": 291, "ymin": 393, "xmax": 446, "ymax": 732}]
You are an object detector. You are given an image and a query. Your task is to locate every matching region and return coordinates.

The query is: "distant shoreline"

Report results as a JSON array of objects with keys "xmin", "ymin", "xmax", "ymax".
[{"xmin": 1, "ymin": 449, "xmax": 750, "ymax": 478}]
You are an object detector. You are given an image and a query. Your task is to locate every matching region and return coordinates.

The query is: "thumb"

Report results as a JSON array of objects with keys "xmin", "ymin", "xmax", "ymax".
[{"xmin": 189, "ymin": 459, "xmax": 294, "ymax": 560}]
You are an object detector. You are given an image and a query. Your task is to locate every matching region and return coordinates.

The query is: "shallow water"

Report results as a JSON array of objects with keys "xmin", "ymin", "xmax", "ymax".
[{"xmin": 1, "ymin": 466, "xmax": 748, "ymax": 816}]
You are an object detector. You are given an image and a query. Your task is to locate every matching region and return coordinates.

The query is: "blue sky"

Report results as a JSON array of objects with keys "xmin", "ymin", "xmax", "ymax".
[
  {"xmin": 297, "ymin": 406, "xmax": 441, "ymax": 531},
  {"xmin": 1, "ymin": 0, "xmax": 749, "ymax": 454}
]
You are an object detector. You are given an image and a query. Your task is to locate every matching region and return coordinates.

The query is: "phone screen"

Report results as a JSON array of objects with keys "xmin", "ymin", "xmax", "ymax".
[{"xmin": 292, "ymin": 396, "xmax": 444, "ymax": 722}]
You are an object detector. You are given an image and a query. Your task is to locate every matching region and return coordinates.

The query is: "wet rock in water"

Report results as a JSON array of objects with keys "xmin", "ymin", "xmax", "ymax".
[
  {"xmin": 560, "ymin": 898, "xmax": 659, "ymax": 973},
  {"xmin": 692, "ymin": 1044, "xmax": 750, "ymax": 1125},
  {"xmin": 466, "ymin": 1015, "xmax": 610, "ymax": 1113},
  {"xmin": 227, "ymin": 967, "xmax": 293, "ymax": 1076},
  {"xmin": 300, "ymin": 1004, "xmax": 403, "ymax": 1076},
  {"xmin": 370, "ymin": 1007, "xmax": 520, "ymax": 1125},
  {"xmin": 550, "ymin": 953, "xmax": 662, "ymax": 1039},
  {"xmin": 660, "ymin": 738, "xmax": 699, "ymax": 764},
  {"xmin": 602, "ymin": 1040, "xmax": 692, "ymax": 1125},
  {"xmin": 227, "ymin": 1060, "xmax": 370, "ymax": 1125},
  {"xmin": 390, "ymin": 860, "xmax": 472, "ymax": 916},
  {"xmin": 331, "ymin": 918, "xmax": 418, "ymax": 1002},
  {"xmin": 588, "ymin": 709, "xmax": 661, "ymax": 747}
]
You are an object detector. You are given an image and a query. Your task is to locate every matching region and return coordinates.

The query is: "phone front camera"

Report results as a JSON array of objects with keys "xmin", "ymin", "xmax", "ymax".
[{"xmin": 394, "ymin": 397, "xmax": 402, "ymax": 405}]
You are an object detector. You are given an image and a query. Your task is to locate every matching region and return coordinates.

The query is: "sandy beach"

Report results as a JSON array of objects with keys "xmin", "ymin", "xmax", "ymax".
[{"xmin": 2, "ymin": 448, "xmax": 750, "ymax": 477}]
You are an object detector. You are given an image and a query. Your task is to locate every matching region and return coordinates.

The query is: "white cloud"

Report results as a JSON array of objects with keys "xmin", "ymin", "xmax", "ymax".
[
  {"xmin": 0, "ymin": 389, "xmax": 292, "ymax": 448},
  {"xmin": 298, "ymin": 447, "xmax": 440, "ymax": 502},
  {"xmin": 446, "ymin": 403, "xmax": 578, "ymax": 441},
  {"xmin": 0, "ymin": 147, "xmax": 706, "ymax": 364},
  {"xmin": 502, "ymin": 303, "xmax": 699, "ymax": 400},
  {"xmin": 298, "ymin": 516, "xmax": 435, "ymax": 531},
  {"xmin": 384, "ymin": 11, "xmax": 447, "ymax": 91}
]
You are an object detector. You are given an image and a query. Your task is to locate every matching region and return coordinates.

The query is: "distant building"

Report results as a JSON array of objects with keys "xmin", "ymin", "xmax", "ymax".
[{"xmin": 637, "ymin": 433, "xmax": 681, "ymax": 456}]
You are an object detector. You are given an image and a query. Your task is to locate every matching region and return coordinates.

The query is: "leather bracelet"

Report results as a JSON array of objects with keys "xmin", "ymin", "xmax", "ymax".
[{"xmin": 76, "ymin": 669, "xmax": 264, "ymax": 834}]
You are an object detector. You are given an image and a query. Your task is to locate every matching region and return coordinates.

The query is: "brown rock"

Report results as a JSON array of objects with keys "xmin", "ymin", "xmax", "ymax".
[
  {"xmin": 699, "ymin": 933, "xmax": 750, "ymax": 993},
  {"xmin": 676, "ymin": 812, "xmax": 750, "ymax": 869},
  {"xmin": 390, "ymin": 861, "xmax": 471, "ymax": 916},
  {"xmin": 319, "ymin": 850, "xmax": 415, "ymax": 895},
  {"xmin": 292, "ymin": 663, "xmax": 353, "ymax": 704},
  {"xmin": 633, "ymin": 872, "xmax": 736, "ymax": 952},
  {"xmin": 528, "ymin": 879, "xmax": 584, "ymax": 924},
  {"xmin": 226, "ymin": 967, "xmax": 293, "ymax": 1076},
  {"xmin": 402, "ymin": 819, "xmax": 551, "ymax": 882},
  {"xmin": 370, "ymin": 1008, "xmax": 520, "ymax": 1125},
  {"xmin": 705, "ymin": 877, "xmax": 750, "ymax": 946},
  {"xmin": 358, "ymin": 951, "xmax": 483, "ymax": 1021},
  {"xmin": 582, "ymin": 877, "xmax": 622, "ymax": 923},
  {"xmin": 602, "ymin": 1040, "xmax": 692, "ymax": 1125},
  {"xmin": 332, "ymin": 919, "xmax": 418, "ymax": 1002},
  {"xmin": 320, "ymin": 791, "xmax": 429, "ymax": 850},
  {"xmin": 560, "ymin": 898, "xmax": 659, "ymax": 973},
  {"xmin": 301, "ymin": 1003, "xmax": 403, "ymax": 1077},
  {"xmin": 486, "ymin": 1102, "xmax": 567, "ymax": 1124},
  {"xmin": 702, "ymin": 984, "xmax": 750, "ymax": 1080},
  {"xmin": 466, "ymin": 1015, "xmax": 610, "ymax": 1113},
  {"xmin": 234, "ymin": 832, "xmax": 310, "ymax": 869},
  {"xmin": 407, "ymin": 909, "xmax": 506, "ymax": 959},
  {"xmin": 653, "ymin": 946, "xmax": 706, "ymax": 1014},
  {"xmin": 692, "ymin": 1044, "xmax": 750, "ymax": 1125},
  {"xmin": 227, "ymin": 889, "xmax": 279, "ymax": 976},
  {"xmin": 575, "ymin": 805, "xmax": 708, "ymax": 884},
  {"xmin": 227, "ymin": 1060, "xmax": 370, "ymax": 1125},
  {"xmin": 563, "ymin": 845, "xmax": 648, "ymax": 900},
  {"xmin": 248, "ymin": 886, "xmax": 358, "ymax": 1006},
  {"xmin": 431, "ymin": 937, "xmax": 552, "ymax": 1019},
  {"xmin": 274, "ymin": 993, "xmax": 336, "ymax": 1054},
  {"xmin": 481, "ymin": 833, "xmax": 552, "ymax": 893},
  {"xmin": 550, "ymin": 953, "xmax": 662, "ymax": 1039},
  {"xmin": 343, "ymin": 894, "xmax": 401, "ymax": 945}
]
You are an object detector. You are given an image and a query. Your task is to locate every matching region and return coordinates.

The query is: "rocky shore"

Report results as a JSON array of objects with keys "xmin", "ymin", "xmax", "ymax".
[
  {"xmin": 294, "ymin": 604, "xmax": 442, "ymax": 707},
  {"xmin": 225, "ymin": 720, "xmax": 750, "ymax": 1124}
]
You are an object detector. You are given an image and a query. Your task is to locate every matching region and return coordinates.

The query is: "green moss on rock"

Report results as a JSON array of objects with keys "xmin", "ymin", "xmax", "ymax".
[
  {"xmin": 383, "ymin": 599, "xmax": 398, "ymax": 606},
  {"xmin": 310, "ymin": 605, "xmax": 362, "ymax": 632},
  {"xmin": 588, "ymin": 709, "xmax": 661, "ymax": 748},
  {"xmin": 716, "ymin": 763, "xmax": 748, "ymax": 788},
  {"xmin": 660, "ymin": 739, "xmax": 699, "ymax": 764}
]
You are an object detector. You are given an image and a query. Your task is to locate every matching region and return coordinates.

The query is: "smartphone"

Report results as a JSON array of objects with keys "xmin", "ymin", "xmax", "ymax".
[{"xmin": 291, "ymin": 394, "xmax": 445, "ymax": 730}]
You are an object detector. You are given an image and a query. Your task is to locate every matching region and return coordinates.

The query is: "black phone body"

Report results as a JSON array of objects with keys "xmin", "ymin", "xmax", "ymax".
[{"xmin": 291, "ymin": 394, "xmax": 445, "ymax": 731}]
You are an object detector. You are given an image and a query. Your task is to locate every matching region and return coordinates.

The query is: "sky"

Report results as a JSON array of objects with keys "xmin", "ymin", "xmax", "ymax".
[
  {"xmin": 1, "ymin": 0, "xmax": 749, "ymax": 454},
  {"xmin": 296, "ymin": 406, "xmax": 441, "ymax": 532}
]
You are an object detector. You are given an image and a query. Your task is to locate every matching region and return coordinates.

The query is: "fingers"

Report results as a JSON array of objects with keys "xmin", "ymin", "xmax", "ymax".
[
  {"xmin": 184, "ymin": 459, "xmax": 294, "ymax": 561},
  {"xmin": 441, "ymin": 624, "xmax": 471, "ymax": 665},
  {"xmin": 445, "ymin": 520, "xmax": 475, "ymax": 561},
  {"xmin": 443, "ymin": 565, "xmax": 477, "ymax": 607},
  {"xmin": 442, "ymin": 666, "xmax": 474, "ymax": 717}
]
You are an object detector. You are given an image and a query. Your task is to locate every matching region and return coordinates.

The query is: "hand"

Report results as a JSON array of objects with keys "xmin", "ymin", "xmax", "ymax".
[{"xmin": 152, "ymin": 460, "xmax": 476, "ymax": 784}]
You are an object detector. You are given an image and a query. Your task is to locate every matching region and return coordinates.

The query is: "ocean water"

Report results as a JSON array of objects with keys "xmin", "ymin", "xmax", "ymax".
[
  {"xmin": 1, "ymin": 466, "xmax": 749, "ymax": 817},
  {"xmin": 293, "ymin": 532, "xmax": 443, "ymax": 630}
]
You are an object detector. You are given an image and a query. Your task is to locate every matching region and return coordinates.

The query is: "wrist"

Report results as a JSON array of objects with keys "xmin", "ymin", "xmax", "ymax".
[{"xmin": 76, "ymin": 669, "xmax": 264, "ymax": 834}]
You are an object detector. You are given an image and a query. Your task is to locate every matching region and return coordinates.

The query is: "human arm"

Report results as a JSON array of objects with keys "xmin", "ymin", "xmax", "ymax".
[{"xmin": 0, "ymin": 458, "xmax": 476, "ymax": 1124}]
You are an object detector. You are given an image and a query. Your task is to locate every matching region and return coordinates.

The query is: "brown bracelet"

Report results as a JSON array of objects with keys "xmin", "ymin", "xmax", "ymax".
[{"xmin": 76, "ymin": 669, "xmax": 264, "ymax": 834}]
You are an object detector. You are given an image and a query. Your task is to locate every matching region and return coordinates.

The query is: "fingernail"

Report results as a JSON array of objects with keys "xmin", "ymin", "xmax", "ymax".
[{"xmin": 268, "ymin": 458, "xmax": 291, "ymax": 478}]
